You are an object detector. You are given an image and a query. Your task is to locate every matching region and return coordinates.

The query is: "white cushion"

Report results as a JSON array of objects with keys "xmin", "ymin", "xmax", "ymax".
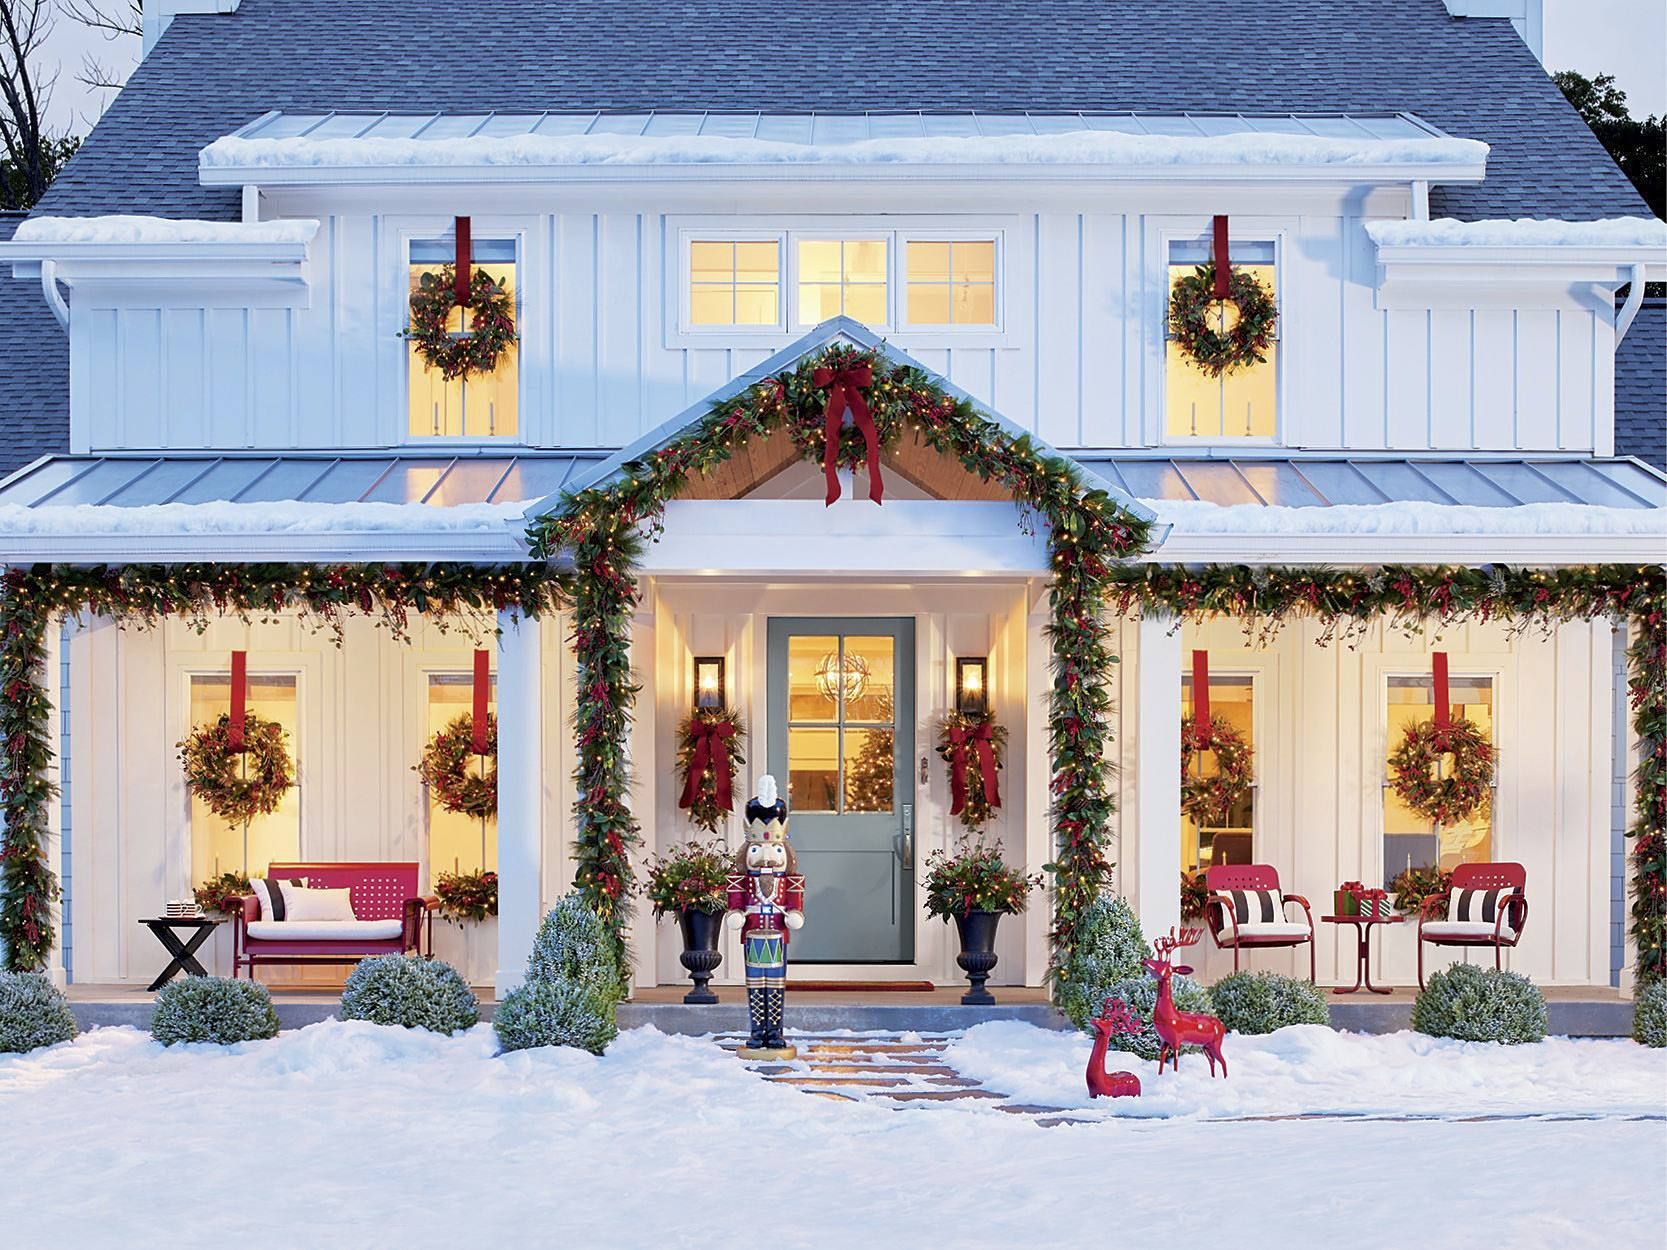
[
  {"xmin": 1422, "ymin": 920, "xmax": 1517, "ymax": 942},
  {"xmin": 245, "ymin": 919, "xmax": 404, "ymax": 941},
  {"xmin": 1225, "ymin": 920, "xmax": 1312, "ymax": 941},
  {"xmin": 281, "ymin": 885, "xmax": 357, "ymax": 922}
]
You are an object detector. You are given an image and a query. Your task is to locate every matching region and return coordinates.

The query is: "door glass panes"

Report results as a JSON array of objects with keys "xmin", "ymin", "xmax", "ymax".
[
  {"xmin": 188, "ymin": 674, "xmax": 300, "ymax": 882},
  {"xmin": 797, "ymin": 239, "xmax": 888, "ymax": 326},
  {"xmin": 1164, "ymin": 239, "xmax": 1277, "ymax": 440},
  {"xmin": 426, "ymin": 673, "xmax": 497, "ymax": 876},
  {"xmin": 407, "ymin": 236, "xmax": 519, "ymax": 438},
  {"xmin": 1180, "ymin": 673, "xmax": 1255, "ymax": 871},
  {"xmin": 786, "ymin": 633, "xmax": 898, "ymax": 814},
  {"xmin": 1384, "ymin": 674, "xmax": 1494, "ymax": 887},
  {"xmin": 905, "ymin": 240, "xmax": 997, "ymax": 326},
  {"xmin": 689, "ymin": 239, "xmax": 782, "ymax": 326}
]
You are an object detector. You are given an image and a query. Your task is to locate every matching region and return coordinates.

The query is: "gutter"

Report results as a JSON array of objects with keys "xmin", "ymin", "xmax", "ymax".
[
  {"xmin": 1615, "ymin": 263, "xmax": 1647, "ymax": 344},
  {"xmin": 39, "ymin": 260, "xmax": 68, "ymax": 331}
]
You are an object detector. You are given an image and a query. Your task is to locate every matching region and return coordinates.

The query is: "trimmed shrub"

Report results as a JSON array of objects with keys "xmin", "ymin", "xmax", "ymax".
[
  {"xmin": 151, "ymin": 976, "xmax": 279, "ymax": 1046},
  {"xmin": 1209, "ymin": 971, "xmax": 1330, "ymax": 1035},
  {"xmin": 1632, "ymin": 980, "xmax": 1667, "ymax": 1048},
  {"xmin": 1412, "ymin": 963, "xmax": 1547, "ymax": 1044},
  {"xmin": 526, "ymin": 893, "xmax": 627, "ymax": 1001},
  {"xmin": 0, "ymin": 971, "xmax": 77, "ymax": 1054},
  {"xmin": 341, "ymin": 955, "xmax": 479, "ymax": 1034},
  {"xmin": 1056, "ymin": 894, "xmax": 1152, "ymax": 1031},
  {"xmin": 494, "ymin": 979, "xmax": 618, "ymax": 1055},
  {"xmin": 1089, "ymin": 973, "xmax": 1212, "ymax": 1062}
]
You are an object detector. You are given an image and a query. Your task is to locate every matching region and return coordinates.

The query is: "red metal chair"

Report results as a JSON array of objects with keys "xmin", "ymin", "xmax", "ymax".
[
  {"xmin": 1417, "ymin": 861, "xmax": 1528, "ymax": 989},
  {"xmin": 1202, "ymin": 864, "xmax": 1316, "ymax": 982}
]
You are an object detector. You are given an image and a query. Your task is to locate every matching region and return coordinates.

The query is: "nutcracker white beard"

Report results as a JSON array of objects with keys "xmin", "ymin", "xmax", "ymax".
[{"xmin": 745, "ymin": 842, "xmax": 788, "ymax": 873}]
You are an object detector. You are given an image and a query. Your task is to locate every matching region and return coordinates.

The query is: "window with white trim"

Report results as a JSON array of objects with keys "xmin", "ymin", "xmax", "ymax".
[
  {"xmin": 1165, "ymin": 238, "xmax": 1278, "ymax": 440},
  {"xmin": 904, "ymin": 240, "xmax": 997, "ymax": 327},
  {"xmin": 425, "ymin": 672, "xmax": 497, "ymax": 876},
  {"xmin": 188, "ymin": 673, "xmax": 300, "ymax": 880},
  {"xmin": 1180, "ymin": 672, "xmax": 1256, "ymax": 872},
  {"xmin": 688, "ymin": 239, "xmax": 782, "ymax": 327},
  {"xmin": 407, "ymin": 235, "xmax": 519, "ymax": 439},
  {"xmin": 797, "ymin": 238, "xmax": 889, "ymax": 325},
  {"xmin": 1383, "ymin": 674, "xmax": 1495, "ymax": 889}
]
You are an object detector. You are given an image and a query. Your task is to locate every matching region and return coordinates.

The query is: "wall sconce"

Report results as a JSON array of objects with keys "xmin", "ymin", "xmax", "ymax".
[
  {"xmin": 693, "ymin": 655, "xmax": 725, "ymax": 711},
  {"xmin": 955, "ymin": 656, "xmax": 988, "ymax": 716}
]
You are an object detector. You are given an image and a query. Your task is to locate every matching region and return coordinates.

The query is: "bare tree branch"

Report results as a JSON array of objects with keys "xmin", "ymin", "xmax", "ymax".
[
  {"xmin": 0, "ymin": 0, "xmax": 59, "ymax": 208},
  {"xmin": 60, "ymin": 0, "xmax": 139, "ymax": 38}
]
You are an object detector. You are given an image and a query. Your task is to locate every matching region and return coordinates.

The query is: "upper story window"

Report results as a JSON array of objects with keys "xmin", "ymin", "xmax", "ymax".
[
  {"xmin": 904, "ymin": 240, "xmax": 996, "ymax": 327},
  {"xmin": 407, "ymin": 235, "xmax": 519, "ymax": 439},
  {"xmin": 797, "ymin": 239, "xmax": 889, "ymax": 325},
  {"xmin": 689, "ymin": 240, "xmax": 781, "ymax": 326},
  {"xmin": 1165, "ymin": 238, "xmax": 1279, "ymax": 441}
]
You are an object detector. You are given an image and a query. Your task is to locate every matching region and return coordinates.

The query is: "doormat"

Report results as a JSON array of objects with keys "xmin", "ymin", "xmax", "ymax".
[{"xmin": 789, "ymin": 981, "xmax": 936, "ymax": 992}]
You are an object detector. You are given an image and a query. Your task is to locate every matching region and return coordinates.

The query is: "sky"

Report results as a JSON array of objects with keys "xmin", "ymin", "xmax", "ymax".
[{"xmin": 28, "ymin": 0, "xmax": 1667, "ymax": 137}]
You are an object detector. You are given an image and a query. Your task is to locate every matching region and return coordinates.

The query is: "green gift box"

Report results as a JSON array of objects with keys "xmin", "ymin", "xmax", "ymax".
[{"xmin": 1334, "ymin": 888, "xmax": 1361, "ymax": 916}]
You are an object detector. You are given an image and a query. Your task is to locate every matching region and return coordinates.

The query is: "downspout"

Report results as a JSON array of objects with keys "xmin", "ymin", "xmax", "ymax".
[
  {"xmin": 39, "ymin": 260, "xmax": 69, "ymax": 331},
  {"xmin": 1614, "ymin": 263, "xmax": 1646, "ymax": 344}
]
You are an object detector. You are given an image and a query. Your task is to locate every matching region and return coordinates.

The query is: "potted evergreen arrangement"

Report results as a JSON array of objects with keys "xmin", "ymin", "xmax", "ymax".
[
  {"xmin": 924, "ymin": 840, "xmax": 1042, "ymax": 1005},
  {"xmin": 643, "ymin": 840, "xmax": 732, "ymax": 1004}
]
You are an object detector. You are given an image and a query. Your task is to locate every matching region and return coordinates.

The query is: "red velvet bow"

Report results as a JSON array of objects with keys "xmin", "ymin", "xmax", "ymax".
[
  {"xmin": 948, "ymin": 721, "xmax": 1001, "ymax": 816},
  {"xmin": 813, "ymin": 363, "xmax": 881, "ymax": 506},
  {"xmin": 678, "ymin": 719, "xmax": 736, "ymax": 813}
]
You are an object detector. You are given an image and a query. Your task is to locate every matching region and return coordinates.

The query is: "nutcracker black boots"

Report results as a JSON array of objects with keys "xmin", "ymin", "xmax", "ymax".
[
  {"xmin": 764, "ymin": 986, "xmax": 786, "ymax": 1048},
  {"xmin": 745, "ymin": 986, "xmax": 769, "ymax": 1049}
]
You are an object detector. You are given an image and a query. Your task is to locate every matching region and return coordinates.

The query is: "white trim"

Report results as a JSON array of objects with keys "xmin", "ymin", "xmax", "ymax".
[
  {"xmin": 1371, "ymin": 243, "xmax": 1667, "ymax": 311},
  {"xmin": 1135, "ymin": 614, "xmax": 1183, "ymax": 941},
  {"xmin": 494, "ymin": 609, "xmax": 544, "ymax": 997},
  {"xmin": 1145, "ymin": 532, "xmax": 1667, "ymax": 565}
]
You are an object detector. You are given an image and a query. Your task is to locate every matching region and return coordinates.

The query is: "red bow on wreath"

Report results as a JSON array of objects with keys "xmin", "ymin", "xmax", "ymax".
[
  {"xmin": 813, "ymin": 363, "xmax": 882, "ymax": 506},
  {"xmin": 678, "ymin": 718, "xmax": 737, "ymax": 814},
  {"xmin": 947, "ymin": 721, "xmax": 1001, "ymax": 816}
]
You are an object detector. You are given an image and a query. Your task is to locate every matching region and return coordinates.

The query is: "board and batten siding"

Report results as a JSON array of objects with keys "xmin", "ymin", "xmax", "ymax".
[{"xmin": 70, "ymin": 210, "xmax": 1613, "ymax": 457}]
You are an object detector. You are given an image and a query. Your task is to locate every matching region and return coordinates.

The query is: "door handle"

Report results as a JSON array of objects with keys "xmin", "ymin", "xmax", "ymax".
[{"xmin": 900, "ymin": 804, "xmax": 914, "ymax": 870}]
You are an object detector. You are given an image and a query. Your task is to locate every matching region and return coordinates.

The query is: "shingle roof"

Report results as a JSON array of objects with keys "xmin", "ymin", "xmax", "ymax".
[
  {"xmin": 36, "ymin": 0, "xmax": 1649, "ymax": 222},
  {"xmin": 0, "ymin": 212, "xmax": 70, "ymax": 477},
  {"xmin": 1616, "ymin": 298, "xmax": 1665, "ymax": 470}
]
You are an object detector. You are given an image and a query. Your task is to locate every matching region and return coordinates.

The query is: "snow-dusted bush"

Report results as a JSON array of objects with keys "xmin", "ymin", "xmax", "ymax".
[
  {"xmin": 526, "ymin": 893, "xmax": 627, "ymax": 1001},
  {"xmin": 1055, "ymin": 894, "xmax": 1152, "ymax": 1030},
  {"xmin": 340, "ymin": 955, "xmax": 479, "ymax": 1034},
  {"xmin": 1632, "ymin": 980, "xmax": 1667, "ymax": 1048},
  {"xmin": 1085, "ymin": 973, "xmax": 1211, "ymax": 1062},
  {"xmin": 1412, "ymin": 963, "xmax": 1547, "ymax": 1044},
  {"xmin": 493, "ymin": 979, "xmax": 618, "ymax": 1055},
  {"xmin": 1209, "ymin": 971, "xmax": 1330, "ymax": 1035},
  {"xmin": 150, "ymin": 977, "xmax": 279, "ymax": 1046},
  {"xmin": 0, "ymin": 971, "xmax": 77, "ymax": 1053}
]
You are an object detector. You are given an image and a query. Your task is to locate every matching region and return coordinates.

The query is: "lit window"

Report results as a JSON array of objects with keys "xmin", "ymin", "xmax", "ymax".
[
  {"xmin": 408, "ymin": 236, "xmax": 519, "ymax": 438},
  {"xmin": 797, "ymin": 239, "xmax": 888, "ymax": 326},
  {"xmin": 905, "ymin": 240, "xmax": 996, "ymax": 326},
  {"xmin": 689, "ymin": 240, "xmax": 781, "ymax": 326},
  {"xmin": 188, "ymin": 673, "xmax": 300, "ymax": 880},
  {"xmin": 426, "ymin": 673, "xmax": 497, "ymax": 876},
  {"xmin": 1165, "ymin": 239, "xmax": 1278, "ymax": 440},
  {"xmin": 1180, "ymin": 672, "xmax": 1255, "ymax": 872},
  {"xmin": 1383, "ymin": 674, "xmax": 1494, "ymax": 887}
]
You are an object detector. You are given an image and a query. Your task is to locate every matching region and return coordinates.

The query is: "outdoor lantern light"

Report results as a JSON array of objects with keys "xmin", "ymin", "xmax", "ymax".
[
  {"xmin": 956, "ymin": 656, "xmax": 989, "ymax": 716},
  {"xmin": 693, "ymin": 656, "xmax": 725, "ymax": 711}
]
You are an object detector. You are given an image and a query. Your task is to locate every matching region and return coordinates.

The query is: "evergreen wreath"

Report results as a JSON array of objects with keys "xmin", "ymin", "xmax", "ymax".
[
  {"xmin": 1168, "ymin": 262, "xmax": 1278, "ymax": 377},
  {"xmin": 935, "ymin": 710, "xmax": 1009, "ymax": 833},
  {"xmin": 1180, "ymin": 714, "xmax": 1254, "ymax": 828},
  {"xmin": 1389, "ymin": 717, "xmax": 1495, "ymax": 827},
  {"xmin": 416, "ymin": 713, "xmax": 498, "ymax": 820},
  {"xmin": 404, "ymin": 266, "xmax": 518, "ymax": 381},
  {"xmin": 675, "ymin": 708, "xmax": 747, "ymax": 834},
  {"xmin": 434, "ymin": 869, "xmax": 498, "ymax": 923},
  {"xmin": 177, "ymin": 713, "xmax": 294, "ymax": 825}
]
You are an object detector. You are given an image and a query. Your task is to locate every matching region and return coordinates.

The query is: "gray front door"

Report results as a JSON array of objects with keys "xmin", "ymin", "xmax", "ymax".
[{"xmin": 767, "ymin": 618, "xmax": 915, "ymax": 964}]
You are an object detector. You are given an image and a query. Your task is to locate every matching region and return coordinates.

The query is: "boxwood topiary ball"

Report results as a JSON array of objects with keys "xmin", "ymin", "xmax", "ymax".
[
  {"xmin": 340, "ymin": 955, "xmax": 480, "ymax": 1034},
  {"xmin": 1632, "ymin": 980, "xmax": 1667, "ymax": 1048},
  {"xmin": 0, "ymin": 971, "xmax": 78, "ymax": 1054},
  {"xmin": 1412, "ymin": 963, "xmax": 1547, "ymax": 1044},
  {"xmin": 1208, "ymin": 971, "xmax": 1330, "ymax": 1035},
  {"xmin": 493, "ymin": 979, "xmax": 618, "ymax": 1056},
  {"xmin": 151, "ymin": 976, "xmax": 280, "ymax": 1046},
  {"xmin": 1055, "ymin": 894, "xmax": 1154, "ymax": 1031}
]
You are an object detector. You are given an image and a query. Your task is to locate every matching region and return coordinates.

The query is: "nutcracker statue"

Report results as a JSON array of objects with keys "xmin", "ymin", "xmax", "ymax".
[{"xmin": 726, "ymin": 774, "xmax": 806, "ymax": 1059}]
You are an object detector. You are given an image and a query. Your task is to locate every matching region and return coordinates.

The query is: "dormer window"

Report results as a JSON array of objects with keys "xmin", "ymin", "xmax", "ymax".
[
  {"xmin": 1165, "ymin": 237, "xmax": 1279, "ymax": 441},
  {"xmin": 689, "ymin": 239, "xmax": 781, "ymax": 326},
  {"xmin": 407, "ymin": 234, "xmax": 519, "ymax": 439},
  {"xmin": 797, "ymin": 238, "xmax": 889, "ymax": 325}
]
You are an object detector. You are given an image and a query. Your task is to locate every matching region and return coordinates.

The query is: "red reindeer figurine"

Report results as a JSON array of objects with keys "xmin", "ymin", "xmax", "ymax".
[
  {"xmin": 1142, "ymin": 928, "xmax": 1227, "ymax": 1078},
  {"xmin": 1086, "ymin": 997, "xmax": 1143, "ymax": 1098}
]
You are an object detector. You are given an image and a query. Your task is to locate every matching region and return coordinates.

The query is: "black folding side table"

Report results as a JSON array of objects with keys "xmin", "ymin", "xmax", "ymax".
[{"xmin": 138, "ymin": 916, "xmax": 223, "ymax": 991}]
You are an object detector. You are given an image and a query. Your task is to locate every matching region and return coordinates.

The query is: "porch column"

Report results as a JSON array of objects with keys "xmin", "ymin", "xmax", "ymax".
[
  {"xmin": 42, "ymin": 615, "xmax": 66, "ymax": 988},
  {"xmin": 494, "ymin": 609, "xmax": 544, "ymax": 998},
  {"xmin": 1135, "ymin": 613, "xmax": 1183, "ymax": 941}
]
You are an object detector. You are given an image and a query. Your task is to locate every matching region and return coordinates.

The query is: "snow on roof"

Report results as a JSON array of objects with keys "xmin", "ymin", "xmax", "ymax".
[
  {"xmin": 1148, "ymin": 498, "xmax": 1666, "ymax": 538},
  {"xmin": 1366, "ymin": 216, "xmax": 1667, "ymax": 249},
  {"xmin": 10, "ymin": 215, "xmax": 319, "ymax": 246}
]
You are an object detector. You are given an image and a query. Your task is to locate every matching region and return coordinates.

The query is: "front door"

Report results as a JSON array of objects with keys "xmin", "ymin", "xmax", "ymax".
[{"xmin": 767, "ymin": 618, "xmax": 915, "ymax": 963}]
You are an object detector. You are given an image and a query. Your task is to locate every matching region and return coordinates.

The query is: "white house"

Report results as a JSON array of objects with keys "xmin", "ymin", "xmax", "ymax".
[{"xmin": 1, "ymin": 0, "xmax": 1662, "ymax": 1000}]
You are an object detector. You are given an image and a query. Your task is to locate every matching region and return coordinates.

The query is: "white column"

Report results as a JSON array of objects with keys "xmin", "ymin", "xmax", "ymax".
[
  {"xmin": 43, "ymin": 615, "xmax": 67, "ymax": 988},
  {"xmin": 494, "ymin": 609, "xmax": 545, "ymax": 998},
  {"xmin": 1135, "ymin": 613, "xmax": 1183, "ymax": 943}
]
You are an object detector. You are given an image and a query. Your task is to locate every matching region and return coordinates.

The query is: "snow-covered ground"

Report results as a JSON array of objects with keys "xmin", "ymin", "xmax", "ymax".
[{"xmin": 2, "ymin": 1021, "xmax": 1661, "ymax": 1250}]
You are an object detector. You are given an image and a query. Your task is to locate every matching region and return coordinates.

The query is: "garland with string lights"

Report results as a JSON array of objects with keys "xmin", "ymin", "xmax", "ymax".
[
  {"xmin": 1107, "ymin": 561, "xmax": 1666, "ymax": 984},
  {"xmin": 0, "ymin": 562, "xmax": 565, "ymax": 972},
  {"xmin": 528, "ymin": 342, "xmax": 1153, "ymax": 963}
]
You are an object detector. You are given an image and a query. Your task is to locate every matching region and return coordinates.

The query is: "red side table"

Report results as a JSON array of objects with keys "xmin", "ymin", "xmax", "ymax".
[{"xmin": 1321, "ymin": 913, "xmax": 1404, "ymax": 995}]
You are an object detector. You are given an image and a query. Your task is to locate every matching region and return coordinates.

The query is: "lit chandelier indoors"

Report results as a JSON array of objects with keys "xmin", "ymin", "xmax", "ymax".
[{"xmin": 814, "ymin": 650, "xmax": 870, "ymax": 704}]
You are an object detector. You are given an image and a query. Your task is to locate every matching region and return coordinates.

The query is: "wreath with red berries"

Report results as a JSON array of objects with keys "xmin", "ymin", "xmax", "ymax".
[
  {"xmin": 1389, "ymin": 717, "xmax": 1495, "ymax": 826},
  {"xmin": 1168, "ymin": 262, "xmax": 1278, "ymax": 378},
  {"xmin": 416, "ymin": 714, "xmax": 498, "ymax": 820},
  {"xmin": 178, "ymin": 713, "xmax": 295, "ymax": 826},
  {"xmin": 1180, "ymin": 714, "xmax": 1255, "ymax": 828},
  {"xmin": 404, "ymin": 265, "xmax": 518, "ymax": 381}
]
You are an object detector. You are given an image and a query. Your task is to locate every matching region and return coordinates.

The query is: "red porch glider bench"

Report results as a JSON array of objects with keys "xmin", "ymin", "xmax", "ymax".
[{"xmin": 233, "ymin": 861, "xmax": 436, "ymax": 980}]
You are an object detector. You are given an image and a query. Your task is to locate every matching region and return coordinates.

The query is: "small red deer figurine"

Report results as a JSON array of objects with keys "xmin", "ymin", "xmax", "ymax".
[
  {"xmin": 1143, "ymin": 928, "xmax": 1227, "ymax": 1078},
  {"xmin": 1086, "ymin": 997, "xmax": 1143, "ymax": 1099}
]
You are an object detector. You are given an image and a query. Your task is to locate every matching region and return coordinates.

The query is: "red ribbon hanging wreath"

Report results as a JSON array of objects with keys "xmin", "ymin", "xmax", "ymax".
[
  {"xmin": 678, "ymin": 717, "xmax": 738, "ymax": 814},
  {"xmin": 813, "ymin": 362, "xmax": 882, "ymax": 506},
  {"xmin": 947, "ymin": 720, "xmax": 1001, "ymax": 817}
]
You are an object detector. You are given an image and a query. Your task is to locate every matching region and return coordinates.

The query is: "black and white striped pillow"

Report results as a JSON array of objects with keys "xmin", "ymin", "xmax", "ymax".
[
  {"xmin": 1449, "ymin": 887, "xmax": 1518, "ymax": 925},
  {"xmin": 1221, "ymin": 888, "xmax": 1284, "ymax": 925},
  {"xmin": 250, "ymin": 877, "xmax": 304, "ymax": 921}
]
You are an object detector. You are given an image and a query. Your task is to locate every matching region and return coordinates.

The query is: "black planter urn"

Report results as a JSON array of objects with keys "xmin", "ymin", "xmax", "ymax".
[
  {"xmin": 953, "ymin": 909, "xmax": 1003, "ymax": 1006},
  {"xmin": 677, "ymin": 908, "xmax": 725, "ymax": 1005}
]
